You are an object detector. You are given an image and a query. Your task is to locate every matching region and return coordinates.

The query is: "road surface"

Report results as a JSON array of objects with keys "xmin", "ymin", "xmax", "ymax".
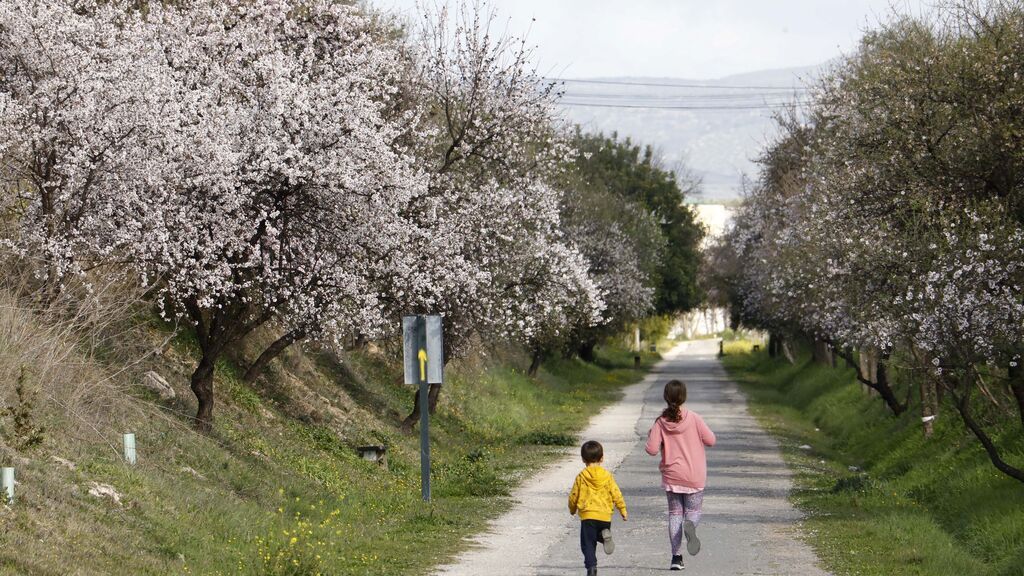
[{"xmin": 434, "ymin": 340, "xmax": 829, "ymax": 575}]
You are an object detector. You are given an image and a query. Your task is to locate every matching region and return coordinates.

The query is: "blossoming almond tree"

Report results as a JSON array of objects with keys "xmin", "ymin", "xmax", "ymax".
[
  {"xmin": 140, "ymin": 0, "xmax": 430, "ymax": 431},
  {"xmin": 721, "ymin": 1, "xmax": 1024, "ymax": 482},
  {"xmin": 0, "ymin": 0, "xmax": 172, "ymax": 289},
  {"xmin": 395, "ymin": 1, "xmax": 603, "ymax": 429},
  {"xmin": 0, "ymin": 0, "xmax": 632, "ymax": 437},
  {"xmin": 805, "ymin": 10, "xmax": 1024, "ymax": 453}
]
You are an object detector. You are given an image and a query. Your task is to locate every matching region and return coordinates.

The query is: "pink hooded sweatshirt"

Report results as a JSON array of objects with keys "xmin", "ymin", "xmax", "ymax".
[{"xmin": 645, "ymin": 409, "xmax": 716, "ymax": 489}]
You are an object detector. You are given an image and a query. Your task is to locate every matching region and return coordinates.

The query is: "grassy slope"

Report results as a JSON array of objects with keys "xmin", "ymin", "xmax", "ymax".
[
  {"xmin": 0, "ymin": 308, "xmax": 658, "ymax": 576},
  {"xmin": 721, "ymin": 341, "xmax": 1024, "ymax": 576}
]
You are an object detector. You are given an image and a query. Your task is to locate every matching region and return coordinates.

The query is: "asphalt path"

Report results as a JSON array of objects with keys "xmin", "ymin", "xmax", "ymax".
[{"xmin": 434, "ymin": 340, "xmax": 829, "ymax": 575}]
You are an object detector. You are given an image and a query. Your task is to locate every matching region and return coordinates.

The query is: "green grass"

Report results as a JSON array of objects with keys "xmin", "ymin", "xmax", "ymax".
[
  {"xmin": 0, "ymin": 329, "xmax": 658, "ymax": 576},
  {"xmin": 721, "ymin": 341, "xmax": 1024, "ymax": 576}
]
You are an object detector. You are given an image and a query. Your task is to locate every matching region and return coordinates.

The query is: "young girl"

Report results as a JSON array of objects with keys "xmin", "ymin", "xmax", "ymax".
[{"xmin": 645, "ymin": 379, "xmax": 716, "ymax": 571}]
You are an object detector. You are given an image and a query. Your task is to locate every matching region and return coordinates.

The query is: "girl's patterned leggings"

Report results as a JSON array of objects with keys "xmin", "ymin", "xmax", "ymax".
[{"xmin": 666, "ymin": 490, "xmax": 704, "ymax": 556}]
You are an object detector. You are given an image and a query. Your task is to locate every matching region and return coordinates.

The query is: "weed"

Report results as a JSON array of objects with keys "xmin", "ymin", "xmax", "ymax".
[
  {"xmin": 831, "ymin": 473, "xmax": 872, "ymax": 493},
  {"xmin": 4, "ymin": 366, "xmax": 45, "ymax": 450},
  {"xmin": 518, "ymin": 430, "xmax": 576, "ymax": 446},
  {"xmin": 230, "ymin": 383, "xmax": 262, "ymax": 414},
  {"xmin": 465, "ymin": 447, "xmax": 492, "ymax": 462},
  {"xmin": 435, "ymin": 451, "xmax": 509, "ymax": 498}
]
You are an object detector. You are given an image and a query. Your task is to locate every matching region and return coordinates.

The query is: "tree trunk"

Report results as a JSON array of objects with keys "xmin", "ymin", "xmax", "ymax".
[
  {"xmin": 578, "ymin": 341, "xmax": 596, "ymax": 363},
  {"xmin": 781, "ymin": 339, "xmax": 796, "ymax": 365},
  {"xmin": 768, "ymin": 334, "xmax": 778, "ymax": 358},
  {"xmin": 858, "ymin": 348, "xmax": 876, "ymax": 395},
  {"xmin": 1009, "ymin": 361, "xmax": 1024, "ymax": 428},
  {"xmin": 873, "ymin": 359, "xmax": 906, "ymax": 415},
  {"xmin": 867, "ymin": 349, "xmax": 879, "ymax": 394},
  {"xmin": 190, "ymin": 353, "xmax": 217, "ymax": 433},
  {"xmin": 813, "ymin": 340, "xmax": 831, "ymax": 366},
  {"xmin": 950, "ymin": 376, "xmax": 1024, "ymax": 483},
  {"xmin": 401, "ymin": 383, "xmax": 442, "ymax": 433},
  {"xmin": 183, "ymin": 297, "xmax": 270, "ymax": 431},
  {"xmin": 920, "ymin": 376, "xmax": 938, "ymax": 438},
  {"xmin": 353, "ymin": 332, "xmax": 368, "ymax": 349},
  {"xmin": 528, "ymin": 350, "xmax": 544, "ymax": 377},
  {"xmin": 834, "ymin": 348, "xmax": 906, "ymax": 416},
  {"xmin": 243, "ymin": 328, "xmax": 305, "ymax": 383}
]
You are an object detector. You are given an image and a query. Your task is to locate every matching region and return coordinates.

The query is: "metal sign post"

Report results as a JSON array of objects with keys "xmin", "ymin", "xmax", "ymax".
[{"xmin": 402, "ymin": 315, "xmax": 444, "ymax": 502}]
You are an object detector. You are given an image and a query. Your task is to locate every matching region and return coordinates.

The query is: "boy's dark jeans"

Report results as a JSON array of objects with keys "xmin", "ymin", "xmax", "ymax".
[{"xmin": 580, "ymin": 519, "xmax": 611, "ymax": 569}]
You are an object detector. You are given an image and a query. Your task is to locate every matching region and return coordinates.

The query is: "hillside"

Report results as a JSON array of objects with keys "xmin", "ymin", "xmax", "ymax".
[
  {"xmin": 556, "ymin": 64, "xmax": 825, "ymax": 200},
  {"xmin": 0, "ymin": 285, "xmax": 657, "ymax": 575}
]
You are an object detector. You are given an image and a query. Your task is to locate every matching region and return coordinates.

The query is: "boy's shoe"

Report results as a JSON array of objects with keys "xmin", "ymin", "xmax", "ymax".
[
  {"xmin": 586, "ymin": 569, "xmax": 598, "ymax": 576},
  {"xmin": 684, "ymin": 520, "xmax": 701, "ymax": 556},
  {"xmin": 600, "ymin": 528, "xmax": 614, "ymax": 554},
  {"xmin": 670, "ymin": 554, "xmax": 684, "ymax": 570}
]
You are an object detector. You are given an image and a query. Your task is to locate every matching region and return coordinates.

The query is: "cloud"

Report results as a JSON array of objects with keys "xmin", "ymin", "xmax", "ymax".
[{"xmin": 374, "ymin": 0, "xmax": 925, "ymax": 79}]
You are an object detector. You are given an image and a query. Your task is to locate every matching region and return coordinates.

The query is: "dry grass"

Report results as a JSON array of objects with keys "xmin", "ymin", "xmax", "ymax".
[
  {"xmin": 0, "ymin": 250, "xmax": 655, "ymax": 575},
  {"xmin": 2, "ymin": 310, "xmax": 104, "ymax": 423},
  {"xmin": 0, "ymin": 250, "xmax": 204, "ymax": 471}
]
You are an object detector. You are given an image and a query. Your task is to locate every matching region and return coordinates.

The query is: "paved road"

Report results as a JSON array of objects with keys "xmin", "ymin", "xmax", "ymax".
[{"xmin": 435, "ymin": 340, "xmax": 828, "ymax": 576}]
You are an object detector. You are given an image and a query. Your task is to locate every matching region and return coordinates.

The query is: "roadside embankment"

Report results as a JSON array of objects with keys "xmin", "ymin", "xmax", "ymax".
[
  {"xmin": 0, "ymin": 294, "xmax": 658, "ymax": 575},
  {"xmin": 722, "ymin": 341, "xmax": 1024, "ymax": 576}
]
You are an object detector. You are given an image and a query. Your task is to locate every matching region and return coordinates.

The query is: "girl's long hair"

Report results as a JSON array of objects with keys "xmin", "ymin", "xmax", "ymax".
[{"xmin": 661, "ymin": 379, "xmax": 687, "ymax": 422}]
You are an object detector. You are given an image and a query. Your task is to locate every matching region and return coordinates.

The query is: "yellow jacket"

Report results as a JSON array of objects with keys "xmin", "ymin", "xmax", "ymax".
[{"xmin": 568, "ymin": 464, "xmax": 627, "ymax": 522}]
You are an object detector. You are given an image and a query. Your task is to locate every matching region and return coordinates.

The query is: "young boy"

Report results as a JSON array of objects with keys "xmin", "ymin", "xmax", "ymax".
[{"xmin": 568, "ymin": 440, "xmax": 628, "ymax": 576}]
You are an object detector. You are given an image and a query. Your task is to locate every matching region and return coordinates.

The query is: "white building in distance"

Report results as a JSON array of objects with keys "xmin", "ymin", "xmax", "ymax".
[{"xmin": 673, "ymin": 203, "xmax": 735, "ymax": 339}]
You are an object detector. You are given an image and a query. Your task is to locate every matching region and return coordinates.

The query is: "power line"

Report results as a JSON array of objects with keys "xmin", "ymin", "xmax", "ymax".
[
  {"xmin": 559, "ymin": 91, "xmax": 802, "ymax": 102},
  {"xmin": 548, "ymin": 77, "xmax": 809, "ymax": 91},
  {"xmin": 558, "ymin": 100, "xmax": 807, "ymax": 111}
]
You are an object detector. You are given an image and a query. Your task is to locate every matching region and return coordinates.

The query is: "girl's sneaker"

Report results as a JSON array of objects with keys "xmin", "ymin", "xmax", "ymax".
[
  {"xmin": 600, "ymin": 528, "xmax": 614, "ymax": 554},
  {"xmin": 670, "ymin": 554, "xmax": 684, "ymax": 570},
  {"xmin": 586, "ymin": 569, "xmax": 597, "ymax": 576},
  {"xmin": 684, "ymin": 520, "xmax": 701, "ymax": 556}
]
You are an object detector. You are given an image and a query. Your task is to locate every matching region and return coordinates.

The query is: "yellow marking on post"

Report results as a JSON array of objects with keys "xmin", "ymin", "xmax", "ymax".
[{"xmin": 418, "ymin": 349, "xmax": 428, "ymax": 381}]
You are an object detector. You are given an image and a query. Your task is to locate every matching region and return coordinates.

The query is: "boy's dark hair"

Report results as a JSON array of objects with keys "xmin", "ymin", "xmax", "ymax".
[
  {"xmin": 662, "ymin": 379, "xmax": 688, "ymax": 422},
  {"xmin": 581, "ymin": 440, "xmax": 603, "ymax": 464}
]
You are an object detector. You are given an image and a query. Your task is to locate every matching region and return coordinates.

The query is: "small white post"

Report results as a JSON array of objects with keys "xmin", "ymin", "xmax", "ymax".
[
  {"xmin": 1, "ymin": 467, "xmax": 13, "ymax": 504},
  {"xmin": 123, "ymin": 433, "xmax": 136, "ymax": 465}
]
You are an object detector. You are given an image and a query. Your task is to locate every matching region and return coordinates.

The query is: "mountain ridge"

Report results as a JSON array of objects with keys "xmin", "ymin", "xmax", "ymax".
[{"xmin": 556, "ymin": 63, "xmax": 827, "ymax": 200}]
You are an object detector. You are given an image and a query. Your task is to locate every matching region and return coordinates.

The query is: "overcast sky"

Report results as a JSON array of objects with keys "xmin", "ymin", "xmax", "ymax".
[{"xmin": 371, "ymin": 0, "xmax": 930, "ymax": 79}]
